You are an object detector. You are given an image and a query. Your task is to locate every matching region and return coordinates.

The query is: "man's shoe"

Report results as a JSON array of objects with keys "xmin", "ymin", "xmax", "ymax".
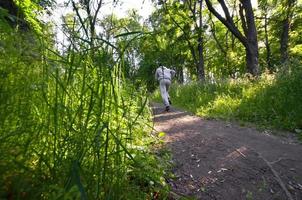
[{"xmin": 165, "ymin": 106, "xmax": 170, "ymax": 112}]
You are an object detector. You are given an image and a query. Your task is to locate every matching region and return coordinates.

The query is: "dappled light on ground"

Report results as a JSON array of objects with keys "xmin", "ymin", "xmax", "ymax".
[{"xmin": 152, "ymin": 103, "xmax": 302, "ymax": 200}]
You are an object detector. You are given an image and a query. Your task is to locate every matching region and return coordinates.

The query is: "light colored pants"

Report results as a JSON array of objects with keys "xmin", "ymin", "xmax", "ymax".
[{"xmin": 159, "ymin": 79, "xmax": 171, "ymax": 106}]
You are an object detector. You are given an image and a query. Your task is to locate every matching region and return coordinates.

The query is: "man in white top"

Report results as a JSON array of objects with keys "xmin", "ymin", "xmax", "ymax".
[{"xmin": 155, "ymin": 63, "xmax": 176, "ymax": 111}]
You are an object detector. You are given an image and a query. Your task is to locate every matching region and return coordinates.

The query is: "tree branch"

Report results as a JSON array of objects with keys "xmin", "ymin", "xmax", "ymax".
[
  {"xmin": 209, "ymin": 13, "xmax": 227, "ymax": 55},
  {"xmin": 72, "ymin": 1, "xmax": 89, "ymax": 40},
  {"xmin": 239, "ymin": 3, "xmax": 248, "ymax": 36},
  {"xmin": 162, "ymin": 2, "xmax": 199, "ymax": 65},
  {"xmin": 92, "ymin": 0, "xmax": 103, "ymax": 33},
  {"xmin": 205, "ymin": 0, "xmax": 247, "ymax": 47},
  {"xmin": 259, "ymin": 154, "xmax": 294, "ymax": 200},
  {"xmin": 218, "ymin": 0, "xmax": 233, "ymax": 23}
]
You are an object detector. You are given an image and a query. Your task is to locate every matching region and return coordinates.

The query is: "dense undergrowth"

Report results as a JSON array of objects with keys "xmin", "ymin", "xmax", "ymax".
[
  {"xmin": 154, "ymin": 63, "xmax": 302, "ymax": 137},
  {"xmin": 0, "ymin": 14, "xmax": 170, "ymax": 200}
]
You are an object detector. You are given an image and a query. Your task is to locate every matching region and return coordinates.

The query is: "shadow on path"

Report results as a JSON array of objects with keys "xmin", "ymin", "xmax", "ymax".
[{"xmin": 152, "ymin": 103, "xmax": 302, "ymax": 200}]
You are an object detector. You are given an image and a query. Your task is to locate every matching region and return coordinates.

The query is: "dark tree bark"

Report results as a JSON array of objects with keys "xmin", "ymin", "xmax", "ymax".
[
  {"xmin": 280, "ymin": 0, "xmax": 296, "ymax": 63},
  {"xmin": 205, "ymin": 0, "xmax": 259, "ymax": 76},
  {"xmin": 280, "ymin": 19, "xmax": 290, "ymax": 63},
  {"xmin": 176, "ymin": 67, "xmax": 184, "ymax": 83},
  {"xmin": 197, "ymin": 0, "xmax": 205, "ymax": 81},
  {"xmin": 240, "ymin": 0, "xmax": 259, "ymax": 75},
  {"xmin": 259, "ymin": 1, "xmax": 273, "ymax": 71},
  {"xmin": 0, "ymin": 0, "xmax": 29, "ymax": 30},
  {"xmin": 264, "ymin": 12, "xmax": 272, "ymax": 71}
]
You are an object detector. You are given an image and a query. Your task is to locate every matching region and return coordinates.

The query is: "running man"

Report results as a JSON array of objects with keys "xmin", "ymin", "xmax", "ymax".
[{"xmin": 155, "ymin": 63, "xmax": 175, "ymax": 111}]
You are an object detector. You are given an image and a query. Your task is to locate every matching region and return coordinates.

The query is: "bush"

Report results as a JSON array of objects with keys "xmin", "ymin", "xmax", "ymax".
[
  {"xmin": 0, "ymin": 24, "xmax": 170, "ymax": 200},
  {"xmin": 153, "ymin": 63, "xmax": 302, "ymax": 135}
]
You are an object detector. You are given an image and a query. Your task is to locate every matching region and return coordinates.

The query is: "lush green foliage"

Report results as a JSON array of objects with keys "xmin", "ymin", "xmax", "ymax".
[
  {"xmin": 154, "ymin": 62, "xmax": 302, "ymax": 133},
  {"xmin": 137, "ymin": 0, "xmax": 302, "ymax": 90},
  {"xmin": 2, "ymin": 0, "xmax": 302, "ymax": 198},
  {"xmin": 0, "ymin": 3, "xmax": 170, "ymax": 200}
]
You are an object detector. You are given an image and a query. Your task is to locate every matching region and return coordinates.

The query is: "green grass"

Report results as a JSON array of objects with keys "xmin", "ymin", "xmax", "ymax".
[
  {"xmin": 0, "ymin": 18, "xmax": 170, "ymax": 200},
  {"xmin": 154, "ymin": 64, "xmax": 302, "ymax": 136}
]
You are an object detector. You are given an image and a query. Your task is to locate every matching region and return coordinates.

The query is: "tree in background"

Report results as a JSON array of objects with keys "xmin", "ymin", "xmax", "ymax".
[
  {"xmin": 257, "ymin": 0, "xmax": 302, "ymax": 71},
  {"xmin": 205, "ymin": 0, "xmax": 259, "ymax": 76},
  {"xmin": 137, "ymin": 3, "xmax": 192, "ymax": 90},
  {"xmin": 279, "ymin": 0, "xmax": 296, "ymax": 63},
  {"xmin": 160, "ymin": 0, "xmax": 206, "ymax": 81},
  {"xmin": 182, "ymin": 0, "xmax": 206, "ymax": 81},
  {"xmin": 258, "ymin": 0, "xmax": 273, "ymax": 71}
]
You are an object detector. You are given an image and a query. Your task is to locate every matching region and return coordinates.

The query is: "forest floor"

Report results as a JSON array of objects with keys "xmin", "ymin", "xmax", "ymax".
[{"xmin": 151, "ymin": 103, "xmax": 302, "ymax": 200}]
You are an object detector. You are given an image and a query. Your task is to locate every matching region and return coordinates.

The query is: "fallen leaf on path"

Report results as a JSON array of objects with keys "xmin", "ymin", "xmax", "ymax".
[
  {"xmin": 188, "ymin": 184, "xmax": 195, "ymax": 189},
  {"xmin": 158, "ymin": 132, "xmax": 166, "ymax": 137},
  {"xmin": 217, "ymin": 168, "xmax": 228, "ymax": 173},
  {"xmin": 288, "ymin": 184, "xmax": 295, "ymax": 191},
  {"xmin": 200, "ymin": 187, "xmax": 206, "ymax": 192}
]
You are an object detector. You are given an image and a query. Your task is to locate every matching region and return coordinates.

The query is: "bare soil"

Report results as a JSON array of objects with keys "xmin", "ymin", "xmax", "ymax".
[{"xmin": 152, "ymin": 103, "xmax": 302, "ymax": 200}]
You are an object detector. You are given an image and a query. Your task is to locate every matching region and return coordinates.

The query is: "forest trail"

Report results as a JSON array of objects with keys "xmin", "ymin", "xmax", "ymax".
[{"xmin": 152, "ymin": 103, "xmax": 302, "ymax": 200}]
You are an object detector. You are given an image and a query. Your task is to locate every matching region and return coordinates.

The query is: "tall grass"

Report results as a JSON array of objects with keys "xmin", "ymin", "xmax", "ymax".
[
  {"xmin": 154, "ymin": 63, "xmax": 302, "ymax": 133},
  {"xmin": 0, "ymin": 7, "xmax": 169, "ymax": 200}
]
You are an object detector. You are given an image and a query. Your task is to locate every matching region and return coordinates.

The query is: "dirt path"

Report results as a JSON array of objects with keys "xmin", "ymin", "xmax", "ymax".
[{"xmin": 152, "ymin": 103, "xmax": 302, "ymax": 200}]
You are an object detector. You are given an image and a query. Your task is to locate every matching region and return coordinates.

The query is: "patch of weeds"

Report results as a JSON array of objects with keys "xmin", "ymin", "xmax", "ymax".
[
  {"xmin": 246, "ymin": 191, "xmax": 253, "ymax": 200},
  {"xmin": 258, "ymin": 177, "xmax": 268, "ymax": 192},
  {"xmin": 153, "ymin": 66, "xmax": 302, "ymax": 140},
  {"xmin": 127, "ymin": 145, "xmax": 172, "ymax": 199}
]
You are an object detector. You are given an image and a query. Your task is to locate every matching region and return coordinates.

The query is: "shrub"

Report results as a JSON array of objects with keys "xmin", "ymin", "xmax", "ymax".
[{"xmin": 153, "ymin": 63, "xmax": 302, "ymax": 135}]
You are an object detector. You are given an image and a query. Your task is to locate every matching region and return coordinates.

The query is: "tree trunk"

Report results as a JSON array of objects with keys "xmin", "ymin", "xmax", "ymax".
[
  {"xmin": 264, "ymin": 13, "xmax": 272, "ymax": 71},
  {"xmin": 280, "ymin": 0, "xmax": 296, "ymax": 63},
  {"xmin": 240, "ymin": 0, "xmax": 259, "ymax": 75},
  {"xmin": 177, "ymin": 67, "xmax": 184, "ymax": 83},
  {"xmin": 246, "ymin": 44, "xmax": 258, "ymax": 75},
  {"xmin": 280, "ymin": 19, "xmax": 290, "ymax": 63},
  {"xmin": 205, "ymin": 0, "xmax": 259, "ymax": 76},
  {"xmin": 197, "ymin": 37, "xmax": 205, "ymax": 80},
  {"xmin": 197, "ymin": 0, "xmax": 205, "ymax": 81}
]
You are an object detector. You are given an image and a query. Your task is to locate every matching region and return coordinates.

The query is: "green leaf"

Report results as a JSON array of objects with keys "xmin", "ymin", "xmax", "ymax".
[{"xmin": 158, "ymin": 132, "xmax": 166, "ymax": 137}]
